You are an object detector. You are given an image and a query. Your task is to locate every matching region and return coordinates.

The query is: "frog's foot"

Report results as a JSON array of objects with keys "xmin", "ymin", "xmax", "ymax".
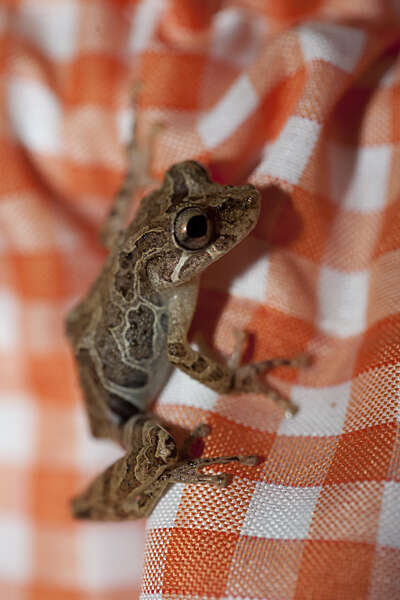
[
  {"xmin": 227, "ymin": 328, "xmax": 248, "ymax": 370},
  {"xmin": 229, "ymin": 330, "xmax": 308, "ymax": 416},
  {"xmin": 165, "ymin": 454, "xmax": 261, "ymax": 487}
]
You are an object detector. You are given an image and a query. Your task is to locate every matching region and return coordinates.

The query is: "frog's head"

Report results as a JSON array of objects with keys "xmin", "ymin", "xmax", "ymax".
[{"xmin": 150, "ymin": 161, "xmax": 260, "ymax": 287}]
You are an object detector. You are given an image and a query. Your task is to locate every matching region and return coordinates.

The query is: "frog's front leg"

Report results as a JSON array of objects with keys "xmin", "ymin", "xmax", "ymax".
[
  {"xmin": 228, "ymin": 328, "xmax": 308, "ymax": 415},
  {"xmin": 166, "ymin": 283, "xmax": 305, "ymax": 415},
  {"xmin": 166, "ymin": 281, "xmax": 234, "ymax": 392},
  {"xmin": 100, "ymin": 84, "xmax": 162, "ymax": 249}
]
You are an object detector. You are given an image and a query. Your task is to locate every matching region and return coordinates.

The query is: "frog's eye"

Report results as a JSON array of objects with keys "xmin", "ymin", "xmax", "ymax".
[{"xmin": 174, "ymin": 207, "xmax": 213, "ymax": 250}]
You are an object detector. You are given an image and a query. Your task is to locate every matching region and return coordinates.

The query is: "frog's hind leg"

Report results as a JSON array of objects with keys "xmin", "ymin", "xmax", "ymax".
[
  {"xmin": 168, "ymin": 423, "xmax": 260, "ymax": 487},
  {"xmin": 100, "ymin": 83, "xmax": 163, "ymax": 249},
  {"xmin": 70, "ymin": 450, "xmax": 165, "ymax": 521},
  {"xmin": 164, "ymin": 454, "xmax": 260, "ymax": 488}
]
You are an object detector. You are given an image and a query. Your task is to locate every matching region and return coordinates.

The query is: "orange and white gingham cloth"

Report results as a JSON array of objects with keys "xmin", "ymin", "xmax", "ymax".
[{"xmin": 1, "ymin": 1, "xmax": 400, "ymax": 599}]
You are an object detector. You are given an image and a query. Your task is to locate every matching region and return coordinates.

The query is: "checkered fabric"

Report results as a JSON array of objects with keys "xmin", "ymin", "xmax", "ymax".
[{"xmin": 1, "ymin": 1, "xmax": 400, "ymax": 598}]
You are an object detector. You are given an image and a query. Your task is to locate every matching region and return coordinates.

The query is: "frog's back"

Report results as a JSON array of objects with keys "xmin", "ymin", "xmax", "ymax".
[{"xmin": 66, "ymin": 203, "xmax": 172, "ymax": 432}]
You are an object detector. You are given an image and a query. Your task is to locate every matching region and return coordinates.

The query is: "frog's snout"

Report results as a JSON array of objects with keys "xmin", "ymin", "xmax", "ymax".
[{"xmin": 242, "ymin": 187, "xmax": 260, "ymax": 211}]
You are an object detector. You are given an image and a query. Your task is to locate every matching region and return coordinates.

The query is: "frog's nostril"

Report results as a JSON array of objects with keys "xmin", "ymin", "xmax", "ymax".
[{"xmin": 243, "ymin": 196, "xmax": 256, "ymax": 210}]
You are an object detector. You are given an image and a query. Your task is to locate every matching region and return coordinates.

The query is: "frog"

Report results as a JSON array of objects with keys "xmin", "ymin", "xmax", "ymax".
[{"xmin": 66, "ymin": 94, "xmax": 306, "ymax": 521}]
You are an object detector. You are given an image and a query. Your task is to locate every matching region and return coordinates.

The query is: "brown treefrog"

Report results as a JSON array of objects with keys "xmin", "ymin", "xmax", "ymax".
[{"xmin": 66, "ymin": 97, "xmax": 305, "ymax": 521}]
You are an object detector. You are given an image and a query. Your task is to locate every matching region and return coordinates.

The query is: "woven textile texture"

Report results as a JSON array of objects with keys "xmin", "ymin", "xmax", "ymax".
[{"xmin": 1, "ymin": 1, "xmax": 400, "ymax": 599}]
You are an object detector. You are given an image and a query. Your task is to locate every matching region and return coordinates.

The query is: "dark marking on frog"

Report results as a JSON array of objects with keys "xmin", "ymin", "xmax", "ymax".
[{"xmin": 126, "ymin": 305, "xmax": 155, "ymax": 361}]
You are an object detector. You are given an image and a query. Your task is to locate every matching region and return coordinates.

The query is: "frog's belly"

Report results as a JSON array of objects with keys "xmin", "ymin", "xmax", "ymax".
[
  {"xmin": 98, "ymin": 342, "xmax": 172, "ymax": 421},
  {"xmin": 119, "ymin": 351, "xmax": 172, "ymax": 411}
]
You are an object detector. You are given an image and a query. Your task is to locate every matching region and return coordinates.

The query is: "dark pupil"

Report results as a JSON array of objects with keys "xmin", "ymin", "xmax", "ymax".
[{"xmin": 187, "ymin": 215, "xmax": 207, "ymax": 238}]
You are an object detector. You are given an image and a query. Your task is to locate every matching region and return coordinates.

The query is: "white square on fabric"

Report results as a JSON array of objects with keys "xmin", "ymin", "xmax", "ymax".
[
  {"xmin": 0, "ymin": 290, "xmax": 20, "ymax": 351},
  {"xmin": 205, "ymin": 235, "xmax": 269, "ymax": 304},
  {"xmin": 0, "ymin": 394, "xmax": 37, "ymax": 466},
  {"xmin": 19, "ymin": 0, "xmax": 79, "ymax": 61},
  {"xmin": 147, "ymin": 484, "xmax": 185, "ymax": 530},
  {"xmin": 0, "ymin": 514, "xmax": 32, "ymax": 581},
  {"xmin": 229, "ymin": 252, "xmax": 270, "ymax": 303},
  {"xmin": 256, "ymin": 116, "xmax": 321, "ymax": 185},
  {"xmin": 279, "ymin": 382, "xmax": 351, "ymax": 437},
  {"xmin": 128, "ymin": 0, "xmax": 166, "ymax": 53},
  {"xmin": 377, "ymin": 481, "xmax": 400, "ymax": 549},
  {"xmin": 8, "ymin": 78, "xmax": 62, "ymax": 154},
  {"xmin": 77, "ymin": 523, "xmax": 144, "ymax": 589},
  {"xmin": 159, "ymin": 367, "xmax": 218, "ymax": 411},
  {"xmin": 298, "ymin": 23, "xmax": 365, "ymax": 73},
  {"xmin": 210, "ymin": 7, "xmax": 267, "ymax": 68},
  {"xmin": 116, "ymin": 106, "xmax": 135, "ymax": 145},
  {"xmin": 329, "ymin": 143, "xmax": 392, "ymax": 212},
  {"xmin": 241, "ymin": 483, "xmax": 321, "ymax": 539},
  {"xmin": 317, "ymin": 266, "xmax": 369, "ymax": 337},
  {"xmin": 74, "ymin": 406, "xmax": 123, "ymax": 473},
  {"xmin": 197, "ymin": 74, "xmax": 259, "ymax": 148}
]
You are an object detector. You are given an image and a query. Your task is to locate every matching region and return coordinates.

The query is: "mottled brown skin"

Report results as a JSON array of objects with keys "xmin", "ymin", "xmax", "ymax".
[{"xmin": 66, "ymin": 100, "xmax": 305, "ymax": 520}]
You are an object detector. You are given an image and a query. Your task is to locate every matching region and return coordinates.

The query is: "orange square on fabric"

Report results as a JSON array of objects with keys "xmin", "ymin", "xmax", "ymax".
[
  {"xmin": 324, "ymin": 422, "xmax": 397, "ymax": 485},
  {"xmin": 31, "ymin": 466, "xmax": 78, "ymax": 526},
  {"xmin": 294, "ymin": 540, "xmax": 375, "ymax": 600},
  {"xmin": 174, "ymin": 477, "xmax": 257, "ymax": 533},
  {"xmin": 13, "ymin": 253, "xmax": 68, "ymax": 301},
  {"xmin": 27, "ymin": 352, "xmax": 80, "ymax": 406},
  {"xmin": 284, "ymin": 187, "xmax": 336, "ymax": 264},
  {"xmin": 163, "ymin": 529, "xmax": 239, "ymax": 597},
  {"xmin": 247, "ymin": 307, "xmax": 314, "ymax": 366},
  {"xmin": 50, "ymin": 158, "xmax": 120, "ymax": 206},
  {"xmin": 265, "ymin": 435, "xmax": 337, "ymax": 486},
  {"xmin": 206, "ymin": 413, "xmax": 276, "ymax": 472},
  {"xmin": 28, "ymin": 585, "xmax": 86, "ymax": 600},
  {"xmin": 139, "ymin": 52, "xmax": 207, "ymax": 110},
  {"xmin": 344, "ymin": 366, "xmax": 399, "ymax": 432},
  {"xmin": 354, "ymin": 316, "xmax": 400, "ymax": 375},
  {"xmin": 61, "ymin": 56, "xmax": 124, "ymax": 108},
  {"xmin": 309, "ymin": 481, "xmax": 384, "ymax": 544},
  {"xmin": 226, "ymin": 538, "xmax": 304, "ymax": 599},
  {"xmin": 0, "ymin": 141, "xmax": 38, "ymax": 196}
]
